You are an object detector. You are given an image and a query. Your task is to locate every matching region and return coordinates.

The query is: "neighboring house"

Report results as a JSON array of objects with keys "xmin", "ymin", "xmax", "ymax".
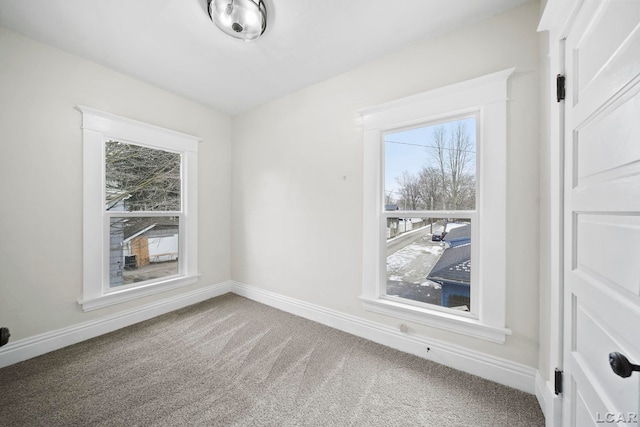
[
  {"xmin": 427, "ymin": 223, "xmax": 471, "ymax": 309},
  {"xmin": 123, "ymin": 221, "xmax": 179, "ymax": 268},
  {"xmin": 385, "ymin": 204, "xmax": 400, "ymax": 238},
  {"xmin": 108, "ymin": 198, "xmax": 126, "ymax": 286},
  {"xmin": 442, "ymin": 223, "xmax": 471, "ymax": 247},
  {"xmin": 110, "ymin": 216, "xmax": 179, "ymax": 288},
  {"xmin": 385, "ymin": 204, "xmax": 430, "ymax": 239}
]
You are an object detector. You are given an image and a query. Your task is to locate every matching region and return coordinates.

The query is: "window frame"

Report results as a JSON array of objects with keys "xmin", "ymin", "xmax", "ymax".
[
  {"xmin": 359, "ymin": 69, "xmax": 514, "ymax": 343},
  {"xmin": 78, "ymin": 106, "xmax": 199, "ymax": 311},
  {"xmin": 382, "ymin": 113, "xmax": 479, "ymax": 317}
]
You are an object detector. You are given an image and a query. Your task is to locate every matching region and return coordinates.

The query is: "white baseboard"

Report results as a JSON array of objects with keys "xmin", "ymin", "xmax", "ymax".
[
  {"xmin": 535, "ymin": 372, "xmax": 562, "ymax": 426},
  {"xmin": 0, "ymin": 281, "xmax": 231, "ymax": 369},
  {"xmin": 230, "ymin": 281, "xmax": 538, "ymax": 394},
  {"xmin": 1, "ymin": 279, "xmax": 539, "ymax": 398}
]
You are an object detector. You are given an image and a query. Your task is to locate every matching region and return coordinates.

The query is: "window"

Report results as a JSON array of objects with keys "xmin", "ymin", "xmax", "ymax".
[
  {"xmin": 360, "ymin": 69, "xmax": 514, "ymax": 343},
  {"xmin": 385, "ymin": 117, "xmax": 477, "ymax": 314},
  {"xmin": 78, "ymin": 106, "xmax": 199, "ymax": 311}
]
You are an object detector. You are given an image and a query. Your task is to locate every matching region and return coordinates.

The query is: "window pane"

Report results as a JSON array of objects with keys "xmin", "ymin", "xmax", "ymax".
[
  {"xmin": 384, "ymin": 118, "xmax": 476, "ymax": 210},
  {"xmin": 109, "ymin": 216, "xmax": 180, "ymax": 287},
  {"xmin": 386, "ymin": 218, "xmax": 471, "ymax": 311},
  {"xmin": 105, "ymin": 140, "xmax": 181, "ymax": 212}
]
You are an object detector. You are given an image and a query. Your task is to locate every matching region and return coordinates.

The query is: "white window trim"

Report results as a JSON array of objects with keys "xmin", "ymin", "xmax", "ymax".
[
  {"xmin": 77, "ymin": 106, "xmax": 199, "ymax": 311},
  {"xmin": 359, "ymin": 69, "xmax": 514, "ymax": 343}
]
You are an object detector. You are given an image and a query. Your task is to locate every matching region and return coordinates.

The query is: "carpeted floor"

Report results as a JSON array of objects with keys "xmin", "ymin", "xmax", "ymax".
[{"xmin": 0, "ymin": 294, "xmax": 545, "ymax": 426}]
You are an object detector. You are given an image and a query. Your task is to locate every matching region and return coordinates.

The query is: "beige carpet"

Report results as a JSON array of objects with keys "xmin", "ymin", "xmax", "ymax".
[{"xmin": 0, "ymin": 294, "xmax": 544, "ymax": 426}]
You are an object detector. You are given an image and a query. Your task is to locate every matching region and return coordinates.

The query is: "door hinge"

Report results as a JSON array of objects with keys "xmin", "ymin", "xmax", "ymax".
[
  {"xmin": 554, "ymin": 368, "xmax": 563, "ymax": 395},
  {"xmin": 556, "ymin": 74, "xmax": 566, "ymax": 102}
]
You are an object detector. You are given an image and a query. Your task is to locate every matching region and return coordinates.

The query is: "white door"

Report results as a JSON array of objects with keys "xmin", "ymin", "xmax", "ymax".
[{"xmin": 563, "ymin": 1, "xmax": 640, "ymax": 426}]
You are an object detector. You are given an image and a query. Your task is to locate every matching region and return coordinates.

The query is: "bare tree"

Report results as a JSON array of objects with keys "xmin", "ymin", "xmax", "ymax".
[
  {"xmin": 391, "ymin": 120, "xmax": 475, "ymax": 214},
  {"xmin": 385, "ymin": 191, "xmax": 396, "ymax": 206},
  {"xmin": 432, "ymin": 126, "xmax": 449, "ymax": 209},
  {"xmin": 105, "ymin": 140, "xmax": 182, "ymax": 242},
  {"xmin": 105, "ymin": 140, "xmax": 181, "ymax": 212},
  {"xmin": 430, "ymin": 123, "xmax": 475, "ymax": 210},
  {"xmin": 456, "ymin": 174, "xmax": 476, "ymax": 210},
  {"xmin": 418, "ymin": 166, "xmax": 442, "ymax": 210},
  {"xmin": 447, "ymin": 122, "xmax": 473, "ymax": 209},
  {"xmin": 395, "ymin": 171, "xmax": 422, "ymax": 210}
]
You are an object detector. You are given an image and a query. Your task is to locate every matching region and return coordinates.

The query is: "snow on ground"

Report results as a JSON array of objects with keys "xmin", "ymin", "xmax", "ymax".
[
  {"xmin": 444, "ymin": 222, "xmax": 469, "ymax": 233},
  {"xmin": 386, "ymin": 240, "xmax": 444, "ymax": 284}
]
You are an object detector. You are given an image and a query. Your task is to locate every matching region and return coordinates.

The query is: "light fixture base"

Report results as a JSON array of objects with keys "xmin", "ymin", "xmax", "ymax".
[{"xmin": 208, "ymin": 0, "xmax": 267, "ymax": 41}]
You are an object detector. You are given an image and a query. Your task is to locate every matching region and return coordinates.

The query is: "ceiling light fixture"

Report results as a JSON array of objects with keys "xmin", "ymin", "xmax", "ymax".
[{"xmin": 208, "ymin": 0, "xmax": 267, "ymax": 41}]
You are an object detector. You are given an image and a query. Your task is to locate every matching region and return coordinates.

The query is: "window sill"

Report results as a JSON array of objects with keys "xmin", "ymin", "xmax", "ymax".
[
  {"xmin": 78, "ymin": 274, "xmax": 200, "ymax": 312},
  {"xmin": 360, "ymin": 296, "xmax": 511, "ymax": 344}
]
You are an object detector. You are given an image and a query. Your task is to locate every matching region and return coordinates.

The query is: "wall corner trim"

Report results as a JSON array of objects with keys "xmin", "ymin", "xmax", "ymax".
[{"xmin": 535, "ymin": 372, "xmax": 562, "ymax": 427}]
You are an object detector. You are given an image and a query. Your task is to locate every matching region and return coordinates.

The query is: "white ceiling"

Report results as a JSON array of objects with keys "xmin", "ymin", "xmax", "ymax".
[{"xmin": 0, "ymin": 0, "xmax": 529, "ymax": 115}]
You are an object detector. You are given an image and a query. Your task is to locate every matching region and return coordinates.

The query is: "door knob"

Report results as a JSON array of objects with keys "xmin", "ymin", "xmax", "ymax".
[{"xmin": 609, "ymin": 352, "xmax": 640, "ymax": 378}]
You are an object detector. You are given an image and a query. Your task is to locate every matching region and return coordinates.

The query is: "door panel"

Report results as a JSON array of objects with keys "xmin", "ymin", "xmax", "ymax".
[
  {"xmin": 576, "ymin": 1, "xmax": 640, "ymax": 94},
  {"xmin": 573, "ymin": 0, "xmax": 640, "ymax": 120},
  {"xmin": 575, "ymin": 389, "xmax": 596, "ymax": 427},
  {"xmin": 575, "ymin": 303, "xmax": 639, "ymax": 410},
  {"xmin": 571, "ymin": 356, "xmax": 611, "ymax": 426},
  {"xmin": 576, "ymin": 90, "xmax": 640, "ymax": 184},
  {"xmin": 576, "ymin": 214, "xmax": 640, "ymax": 295},
  {"xmin": 565, "ymin": 1, "xmax": 640, "ymax": 426},
  {"xmin": 572, "ymin": 176, "xmax": 640, "ymax": 212},
  {"xmin": 572, "ymin": 271, "xmax": 640, "ymax": 351}
]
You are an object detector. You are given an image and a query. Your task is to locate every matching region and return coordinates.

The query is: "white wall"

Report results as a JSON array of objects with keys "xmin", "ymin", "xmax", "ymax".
[
  {"xmin": 232, "ymin": 1, "xmax": 541, "ymax": 367},
  {"xmin": 0, "ymin": 27, "xmax": 231, "ymax": 341}
]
